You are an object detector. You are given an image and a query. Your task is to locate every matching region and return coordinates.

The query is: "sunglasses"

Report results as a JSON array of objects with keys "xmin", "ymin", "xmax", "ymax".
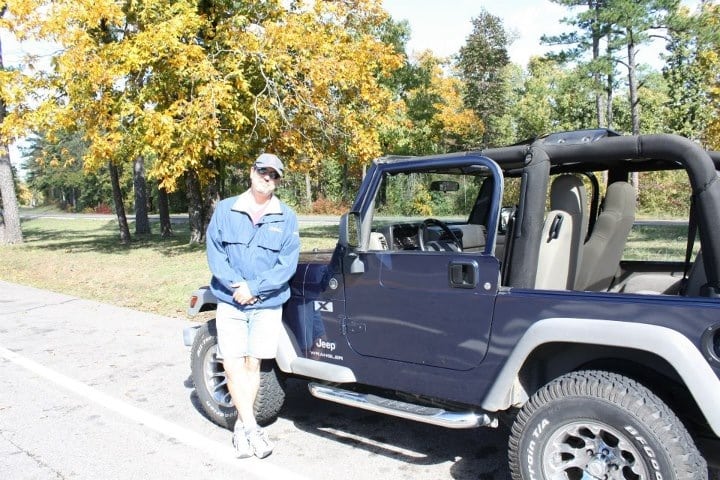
[{"xmin": 254, "ymin": 167, "xmax": 281, "ymax": 180}]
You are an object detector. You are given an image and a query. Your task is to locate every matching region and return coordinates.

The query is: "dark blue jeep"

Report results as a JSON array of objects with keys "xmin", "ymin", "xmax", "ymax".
[{"xmin": 186, "ymin": 130, "xmax": 720, "ymax": 480}]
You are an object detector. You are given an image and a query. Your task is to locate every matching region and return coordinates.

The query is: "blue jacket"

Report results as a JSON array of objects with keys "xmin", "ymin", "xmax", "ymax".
[{"xmin": 206, "ymin": 191, "xmax": 300, "ymax": 308}]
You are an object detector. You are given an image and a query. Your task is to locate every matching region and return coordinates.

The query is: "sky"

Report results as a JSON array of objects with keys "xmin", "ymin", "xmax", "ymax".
[
  {"xmin": 382, "ymin": 0, "xmax": 570, "ymax": 65},
  {"xmin": 381, "ymin": 0, "xmax": 704, "ymax": 67}
]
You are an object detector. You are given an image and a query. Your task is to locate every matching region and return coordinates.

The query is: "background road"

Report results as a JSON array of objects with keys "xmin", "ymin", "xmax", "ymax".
[
  {"xmin": 18, "ymin": 211, "xmax": 341, "ymax": 226},
  {"xmin": 0, "ymin": 281, "xmax": 511, "ymax": 480},
  {"xmin": 19, "ymin": 210, "xmax": 687, "ymax": 225}
]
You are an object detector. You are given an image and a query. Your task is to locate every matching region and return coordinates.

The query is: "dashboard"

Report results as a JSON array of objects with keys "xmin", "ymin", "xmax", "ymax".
[{"xmin": 372, "ymin": 222, "xmax": 474, "ymax": 251}]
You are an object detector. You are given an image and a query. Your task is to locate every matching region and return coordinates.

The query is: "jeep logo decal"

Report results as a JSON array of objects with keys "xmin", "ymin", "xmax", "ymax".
[{"xmin": 315, "ymin": 338, "xmax": 336, "ymax": 351}]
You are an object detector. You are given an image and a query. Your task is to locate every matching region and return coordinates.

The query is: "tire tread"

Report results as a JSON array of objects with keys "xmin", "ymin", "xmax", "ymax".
[{"xmin": 508, "ymin": 369, "xmax": 706, "ymax": 480}]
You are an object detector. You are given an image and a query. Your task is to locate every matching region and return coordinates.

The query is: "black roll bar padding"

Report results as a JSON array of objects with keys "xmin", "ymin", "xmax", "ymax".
[
  {"xmin": 637, "ymin": 135, "xmax": 720, "ymax": 294},
  {"xmin": 506, "ymin": 147, "xmax": 550, "ymax": 289},
  {"xmin": 540, "ymin": 134, "xmax": 720, "ymax": 294}
]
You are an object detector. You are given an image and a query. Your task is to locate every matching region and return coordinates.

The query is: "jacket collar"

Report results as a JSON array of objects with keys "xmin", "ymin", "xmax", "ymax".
[{"xmin": 231, "ymin": 189, "xmax": 283, "ymax": 217}]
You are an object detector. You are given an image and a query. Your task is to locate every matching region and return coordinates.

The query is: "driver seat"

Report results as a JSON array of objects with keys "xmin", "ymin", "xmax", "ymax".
[{"xmin": 535, "ymin": 175, "xmax": 588, "ymax": 290}]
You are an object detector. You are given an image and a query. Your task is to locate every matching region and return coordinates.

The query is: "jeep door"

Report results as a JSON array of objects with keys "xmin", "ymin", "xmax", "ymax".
[
  {"xmin": 342, "ymin": 158, "xmax": 503, "ymax": 371},
  {"xmin": 343, "ymin": 250, "xmax": 499, "ymax": 370}
]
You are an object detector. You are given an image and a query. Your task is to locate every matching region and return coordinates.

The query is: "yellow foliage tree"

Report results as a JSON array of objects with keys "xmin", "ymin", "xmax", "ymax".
[
  {"xmin": 430, "ymin": 68, "xmax": 485, "ymax": 151},
  {"xmin": 4, "ymin": 0, "xmax": 405, "ymax": 241},
  {"xmin": 401, "ymin": 51, "xmax": 484, "ymax": 154},
  {"xmin": 247, "ymin": 0, "xmax": 404, "ymax": 179}
]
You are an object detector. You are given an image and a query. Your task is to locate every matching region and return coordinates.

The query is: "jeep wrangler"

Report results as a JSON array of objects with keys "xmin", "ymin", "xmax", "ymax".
[{"xmin": 185, "ymin": 129, "xmax": 720, "ymax": 479}]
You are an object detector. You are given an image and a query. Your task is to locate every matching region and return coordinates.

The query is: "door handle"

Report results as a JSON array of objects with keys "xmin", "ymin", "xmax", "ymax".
[{"xmin": 449, "ymin": 260, "xmax": 479, "ymax": 289}]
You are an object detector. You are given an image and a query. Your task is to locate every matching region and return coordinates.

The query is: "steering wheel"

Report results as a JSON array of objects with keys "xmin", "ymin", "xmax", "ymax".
[{"xmin": 418, "ymin": 218, "xmax": 462, "ymax": 252}]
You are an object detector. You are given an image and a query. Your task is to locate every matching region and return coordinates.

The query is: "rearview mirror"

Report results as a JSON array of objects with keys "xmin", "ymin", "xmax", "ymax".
[{"xmin": 430, "ymin": 180, "xmax": 460, "ymax": 192}]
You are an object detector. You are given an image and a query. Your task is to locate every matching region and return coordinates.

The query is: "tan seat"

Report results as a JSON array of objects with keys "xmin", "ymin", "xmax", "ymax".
[
  {"xmin": 620, "ymin": 251, "xmax": 705, "ymax": 296},
  {"xmin": 535, "ymin": 175, "xmax": 588, "ymax": 290},
  {"xmin": 576, "ymin": 181, "xmax": 636, "ymax": 291}
]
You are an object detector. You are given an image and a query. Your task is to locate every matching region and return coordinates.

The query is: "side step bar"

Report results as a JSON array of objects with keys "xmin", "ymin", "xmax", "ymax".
[{"xmin": 308, "ymin": 383, "xmax": 497, "ymax": 429}]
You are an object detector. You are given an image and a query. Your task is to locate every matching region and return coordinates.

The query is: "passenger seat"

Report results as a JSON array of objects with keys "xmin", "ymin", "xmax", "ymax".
[{"xmin": 575, "ymin": 181, "xmax": 636, "ymax": 291}]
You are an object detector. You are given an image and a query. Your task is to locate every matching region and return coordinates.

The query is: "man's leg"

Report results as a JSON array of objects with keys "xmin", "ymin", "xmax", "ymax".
[
  {"xmin": 219, "ymin": 305, "xmax": 281, "ymax": 458},
  {"xmin": 215, "ymin": 303, "xmax": 255, "ymax": 458},
  {"xmin": 225, "ymin": 355, "xmax": 273, "ymax": 458},
  {"xmin": 240, "ymin": 307, "xmax": 282, "ymax": 458},
  {"xmin": 224, "ymin": 356, "xmax": 261, "ymax": 429}
]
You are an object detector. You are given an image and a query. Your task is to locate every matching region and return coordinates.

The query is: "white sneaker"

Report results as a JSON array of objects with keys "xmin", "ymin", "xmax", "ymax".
[
  {"xmin": 232, "ymin": 422, "xmax": 252, "ymax": 459},
  {"xmin": 246, "ymin": 426, "xmax": 274, "ymax": 459}
]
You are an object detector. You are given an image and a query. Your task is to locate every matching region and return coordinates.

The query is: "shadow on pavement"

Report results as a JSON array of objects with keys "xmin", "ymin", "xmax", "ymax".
[
  {"xmin": 184, "ymin": 373, "xmax": 511, "ymax": 479},
  {"xmin": 279, "ymin": 379, "xmax": 512, "ymax": 480}
]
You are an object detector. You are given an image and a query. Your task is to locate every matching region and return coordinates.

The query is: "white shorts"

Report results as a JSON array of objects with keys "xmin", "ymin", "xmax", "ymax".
[{"xmin": 215, "ymin": 302, "xmax": 283, "ymax": 360}]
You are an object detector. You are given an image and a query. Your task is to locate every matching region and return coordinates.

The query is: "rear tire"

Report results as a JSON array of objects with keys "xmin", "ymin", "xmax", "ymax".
[
  {"xmin": 508, "ymin": 370, "xmax": 706, "ymax": 480},
  {"xmin": 190, "ymin": 320, "xmax": 286, "ymax": 429}
]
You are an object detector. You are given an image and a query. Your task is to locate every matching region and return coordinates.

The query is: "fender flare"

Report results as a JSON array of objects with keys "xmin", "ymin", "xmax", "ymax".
[
  {"xmin": 481, "ymin": 317, "xmax": 720, "ymax": 437},
  {"xmin": 275, "ymin": 324, "xmax": 357, "ymax": 383}
]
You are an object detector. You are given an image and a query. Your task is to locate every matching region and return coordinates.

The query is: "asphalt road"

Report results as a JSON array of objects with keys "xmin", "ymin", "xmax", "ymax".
[{"xmin": 0, "ymin": 281, "xmax": 511, "ymax": 480}]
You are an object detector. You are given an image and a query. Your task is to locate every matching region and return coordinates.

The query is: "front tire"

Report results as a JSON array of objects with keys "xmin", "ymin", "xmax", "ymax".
[
  {"xmin": 508, "ymin": 370, "xmax": 706, "ymax": 480},
  {"xmin": 190, "ymin": 320, "xmax": 286, "ymax": 429}
]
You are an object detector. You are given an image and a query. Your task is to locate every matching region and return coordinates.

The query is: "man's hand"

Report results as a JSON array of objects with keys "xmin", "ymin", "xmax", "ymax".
[{"xmin": 230, "ymin": 282, "xmax": 258, "ymax": 305}]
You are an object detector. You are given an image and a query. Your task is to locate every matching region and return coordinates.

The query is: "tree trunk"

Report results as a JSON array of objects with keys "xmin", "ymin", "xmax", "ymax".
[
  {"xmin": 591, "ymin": 0, "xmax": 605, "ymax": 128},
  {"xmin": 133, "ymin": 155, "xmax": 151, "ymax": 235},
  {"xmin": 157, "ymin": 183, "xmax": 173, "ymax": 238},
  {"xmin": 626, "ymin": 28, "xmax": 640, "ymax": 193},
  {"xmin": 605, "ymin": 31, "xmax": 615, "ymax": 130},
  {"xmin": 606, "ymin": 71, "xmax": 614, "ymax": 129},
  {"xmin": 186, "ymin": 170, "xmax": 205, "ymax": 244},
  {"xmin": 0, "ymin": 17, "xmax": 22, "ymax": 245},
  {"xmin": 595, "ymin": 82, "xmax": 605, "ymax": 128},
  {"xmin": 341, "ymin": 163, "xmax": 349, "ymax": 202},
  {"xmin": 627, "ymin": 30, "xmax": 640, "ymax": 135},
  {"xmin": 0, "ymin": 149, "xmax": 23, "ymax": 244},
  {"xmin": 109, "ymin": 161, "xmax": 131, "ymax": 244},
  {"xmin": 202, "ymin": 158, "xmax": 220, "ymax": 236},
  {"xmin": 305, "ymin": 172, "xmax": 312, "ymax": 210}
]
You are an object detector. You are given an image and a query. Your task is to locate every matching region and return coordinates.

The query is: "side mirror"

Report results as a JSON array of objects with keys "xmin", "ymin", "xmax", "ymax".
[
  {"xmin": 338, "ymin": 212, "xmax": 364, "ymax": 274},
  {"xmin": 339, "ymin": 211, "xmax": 361, "ymax": 248}
]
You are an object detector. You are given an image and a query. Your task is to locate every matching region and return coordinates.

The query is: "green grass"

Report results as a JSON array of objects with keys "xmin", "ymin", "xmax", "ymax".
[
  {"xmin": 0, "ymin": 217, "xmax": 337, "ymax": 318},
  {"xmin": 1, "ymin": 217, "xmax": 689, "ymax": 318},
  {"xmin": 623, "ymin": 224, "xmax": 691, "ymax": 262}
]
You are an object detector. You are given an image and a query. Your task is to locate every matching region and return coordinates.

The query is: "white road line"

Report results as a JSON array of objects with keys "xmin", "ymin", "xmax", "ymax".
[
  {"xmin": 318, "ymin": 427, "xmax": 427, "ymax": 458},
  {"xmin": 0, "ymin": 346, "xmax": 310, "ymax": 480}
]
